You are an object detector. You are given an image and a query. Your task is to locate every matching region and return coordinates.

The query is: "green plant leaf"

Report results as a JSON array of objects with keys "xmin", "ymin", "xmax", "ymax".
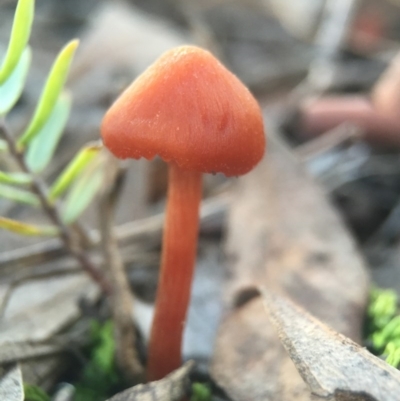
[
  {"xmin": 191, "ymin": 383, "xmax": 212, "ymax": 401},
  {"xmin": 49, "ymin": 142, "xmax": 102, "ymax": 202},
  {"xmin": 0, "ymin": 216, "xmax": 57, "ymax": 236},
  {"xmin": 0, "ymin": 0, "xmax": 34, "ymax": 84},
  {"xmin": 0, "ymin": 183, "xmax": 38, "ymax": 205},
  {"xmin": 24, "ymin": 383, "xmax": 51, "ymax": 401},
  {"xmin": 0, "ymin": 171, "xmax": 31, "ymax": 185},
  {"xmin": 384, "ymin": 342, "xmax": 400, "ymax": 368},
  {"xmin": 62, "ymin": 156, "xmax": 104, "ymax": 224},
  {"xmin": 368, "ymin": 288, "xmax": 398, "ymax": 331},
  {"xmin": 0, "ymin": 47, "xmax": 31, "ymax": 116},
  {"xmin": 25, "ymin": 91, "xmax": 72, "ymax": 173},
  {"xmin": 17, "ymin": 40, "xmax": 78, "ymax": 148}
]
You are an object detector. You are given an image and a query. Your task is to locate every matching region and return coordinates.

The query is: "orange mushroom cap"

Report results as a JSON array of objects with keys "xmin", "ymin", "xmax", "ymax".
[{"xmin": 101, "ymin": 45, "xmax": 265, "ymax": 177}]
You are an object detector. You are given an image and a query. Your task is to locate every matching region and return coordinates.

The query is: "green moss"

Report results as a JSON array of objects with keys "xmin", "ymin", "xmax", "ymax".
[
  {"xmin": 73, "ymin": 320, "xmax": 123, "ymax": 401},
  {"xmin": 24, "ymin": 384, "xmax": 50, "ymax": 401},
  {"xmin": 190, "ymin": 382, "xmax": 212, "ymax": 401},
  {"xmin": 367, "ymin": 287, "xmax": 400, "ymax": 367}
]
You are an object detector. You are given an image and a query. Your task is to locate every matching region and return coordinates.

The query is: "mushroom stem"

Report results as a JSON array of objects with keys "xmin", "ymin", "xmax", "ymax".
[{"xmin": 147, "ymin": 162, "xmax": 202, "ymax": 381}]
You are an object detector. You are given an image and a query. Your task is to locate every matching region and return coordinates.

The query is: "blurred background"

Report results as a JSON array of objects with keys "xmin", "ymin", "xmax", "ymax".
[
  {"xmin": 2, "ymin": 0, "xmax": 400, "ymax": 399},
  {"xmin": 2, "ymin": 0, "xmax": 400, "ymax": 231}
]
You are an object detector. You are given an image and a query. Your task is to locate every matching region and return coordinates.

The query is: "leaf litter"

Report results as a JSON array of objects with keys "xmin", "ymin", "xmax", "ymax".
[
  {"xmin": 211, "ymin": 132, "xmax": 369, "ymax": 400},
  {"xmin": 2, "ymin": 0, "xmax": 400, "ymax": 400}
]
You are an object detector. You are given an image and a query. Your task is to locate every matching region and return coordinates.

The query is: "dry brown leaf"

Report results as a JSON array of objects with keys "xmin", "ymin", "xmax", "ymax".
[
  {"xmin": 262, "ymin": 287, "xmax": 400, "ymax": 401},
  {"xmin": 106, "ymin": 361, "xmax": 194, "ymax": 401},
  {"xmin": 211, "ymin": 131, "xmax": 369, "ymax": 400}
]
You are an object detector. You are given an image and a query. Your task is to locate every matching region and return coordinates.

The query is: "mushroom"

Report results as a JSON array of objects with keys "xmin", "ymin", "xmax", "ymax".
[{"xmin": 101, "ymin": 45, "xmax": 265, "ymax": 381}]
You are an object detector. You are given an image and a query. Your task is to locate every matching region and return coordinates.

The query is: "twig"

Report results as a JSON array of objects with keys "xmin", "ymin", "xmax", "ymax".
[
  {"xmin": 282, "ymin": 0, "xmax": 360, "ymax": 117},
  {"xmin": 0, "ymin": 314, "xmax": 93, "ymax": 364},
  {"xmin": 99, "ymin": 154, "xmax": 143, "ymax": 381},
  {"xmin": 307, "ymin": 0, "xmax": 361, "ymax": 91},
  {"xmin": 0, "ymin": 267, "xmax": 80, "ymax": 319},
  {"xmin": 0, "ymin": 194, "xmax": 229, "ymax": 270},
  {"xmin": 0, "ymin": 118, "xmax": 111, "ymax": 294},
  {"xmin": 295, "ymin": 123, "xmax": 362, "ymax": 161},
  {"xmin": 0, "ymin": 248, "xmax": 159, "ymax": 319}
]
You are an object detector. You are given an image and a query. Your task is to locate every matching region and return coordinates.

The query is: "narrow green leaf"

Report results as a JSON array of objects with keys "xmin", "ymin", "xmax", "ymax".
[
  {"xmin": 25, "ymin": 92, "xmax": 72, "ymax": 173},
  {"xmin": 0, "ymin": 47, "xmax": 31, "ymax": 116},
  {"xmin": 17, "ymin": 40, "xmax": 79, "ymax": 148},
  {"xmin": 62, "ymin": 158, "xmax": 104, "ymax": 224},
  {"xmin": 0, "ymin": 183, "xmax": 38, "ymax": 205},
  {"xmin": 0, "ymin": 216, "xmax": 57, "ymax": 236},
  {"xmin": 0, "ymin": 0, "xmax": 34, "ymax": 84},
  {"xmin": 0, "ymin": 171, "xmax": 31, "ymax": 185},
  {"xmin": 49, "ymin": 142, "xmax": 102, "ymax": 202}
]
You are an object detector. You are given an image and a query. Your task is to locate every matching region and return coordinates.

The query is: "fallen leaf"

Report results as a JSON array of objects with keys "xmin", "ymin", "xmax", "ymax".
[
  {"xmin": 211, "ymin": 131, "xmax": 369, "ymax": 400},
  {"xmin": 261, "ymin": 287, "xmax": 400, "ymax": 401},
  {"xmin": 0, "ymin": 273, "xmax": 98, "ymax": 388},
  {"xmin": 0, "ymin": 275, "xmax": 98, "ymax": 345},
  {"xmin": 106, "ymin": 361, "xmax": 194, "ymax": 401},
  {"xmin": 0, "ymin": 364, "xmax": 23, "ymax": 401}
]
